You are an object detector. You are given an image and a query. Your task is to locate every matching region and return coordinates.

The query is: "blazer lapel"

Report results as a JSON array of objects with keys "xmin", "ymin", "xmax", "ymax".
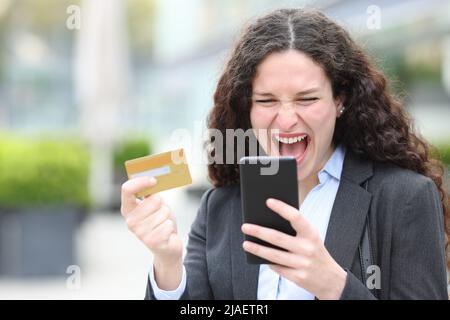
[
  {"xmin": 324, "ymin": 150, "xmax": 374, "ymax": 270},
  {"xmin": 229, "ymin": 190, "xmax": 259, "ymax": 300}
]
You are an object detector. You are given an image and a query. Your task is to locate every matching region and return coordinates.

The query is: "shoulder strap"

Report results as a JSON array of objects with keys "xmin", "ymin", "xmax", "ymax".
[{"xmin": 358, "ymin": 180, "xmax": 377, "ymax": 297}]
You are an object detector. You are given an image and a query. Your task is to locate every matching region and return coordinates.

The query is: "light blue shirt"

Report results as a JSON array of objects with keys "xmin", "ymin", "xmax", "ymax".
[{"xmin": 149, "ymin": 144, "xmax": 346, "ymax": 300}]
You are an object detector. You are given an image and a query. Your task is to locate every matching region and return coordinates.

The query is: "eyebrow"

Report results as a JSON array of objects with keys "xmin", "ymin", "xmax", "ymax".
[{"xmin": 253, "ymin": 87, "xmax": 320, "ymax": 96}]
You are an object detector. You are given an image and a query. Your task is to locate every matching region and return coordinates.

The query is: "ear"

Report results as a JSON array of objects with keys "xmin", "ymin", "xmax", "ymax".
[{"xmin": 334, "ymin": 94, "xmax": 346, "ymax": 118}]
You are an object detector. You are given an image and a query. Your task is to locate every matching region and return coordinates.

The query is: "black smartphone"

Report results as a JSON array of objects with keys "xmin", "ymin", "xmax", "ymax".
[{"xmin": 239, "ymin": 156, "xmax": 299, "ymax": 264}]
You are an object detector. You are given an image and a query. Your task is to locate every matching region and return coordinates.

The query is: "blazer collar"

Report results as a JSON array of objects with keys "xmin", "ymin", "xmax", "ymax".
[
  {"xmin": 340, "ymin": 149, "xmax": 374, "ymax": 185},
  {"xmin": 229, "ymin": 149, "xmax": 374, "ymax": 299},
  {"xmin": 324, "ymin": 150, "xmax": 374, "ymax": 270}
]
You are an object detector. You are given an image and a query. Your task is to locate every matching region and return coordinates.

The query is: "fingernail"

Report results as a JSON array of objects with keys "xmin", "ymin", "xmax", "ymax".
[
  {"xmin": 148, "ymin": 177, "xmax": 157, "ymax": 184},
  {"xmin": 266, "ymin": 198, "xmax": 275, "ymax": 206}
]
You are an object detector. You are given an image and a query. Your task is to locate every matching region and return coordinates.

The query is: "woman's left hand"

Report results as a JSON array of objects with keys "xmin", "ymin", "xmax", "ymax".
[{"xmin": 241, "ymin": 198, "xmax": 347, "ymax": 300}]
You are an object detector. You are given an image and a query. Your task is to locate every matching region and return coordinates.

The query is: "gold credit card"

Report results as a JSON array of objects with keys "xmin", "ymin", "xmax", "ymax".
[{"xmin": 124, "ymin": 148, "xmax": 192, "ymax": 198}]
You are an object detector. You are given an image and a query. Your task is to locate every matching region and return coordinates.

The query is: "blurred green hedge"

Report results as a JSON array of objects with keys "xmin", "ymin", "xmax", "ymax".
[
  {"xmin": 435, "ymin": 144, "xmax": 450, "ymax": 167},
  {"xmin": 0, "ymin": 135, "xmax": 90, "ymax": 209},
  {"xmin": 113, "ymin": 138, "xmax": 151, "ymax": 169}
]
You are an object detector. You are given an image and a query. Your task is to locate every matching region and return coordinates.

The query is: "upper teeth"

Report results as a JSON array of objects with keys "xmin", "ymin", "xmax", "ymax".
[{"xmin": 275, "ymin": 135, "xmax": 307, "ymax": 144}]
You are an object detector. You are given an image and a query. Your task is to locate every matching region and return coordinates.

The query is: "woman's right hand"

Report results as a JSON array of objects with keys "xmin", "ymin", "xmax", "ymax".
[{"xmin": 121, "ymin": 176, "xmax": 183, "ymax": 290}]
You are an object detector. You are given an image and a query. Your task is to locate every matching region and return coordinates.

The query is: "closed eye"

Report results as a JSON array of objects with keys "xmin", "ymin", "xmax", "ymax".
[
  {"xmin": 255, "ymin": 99, "xmax": 276, "ymax": 103},
  {"xmin": 255, "ymin": 98, "xmax": 318, "ymax": 102},
  {"xmin": 296, "ymin": 97, "xmax": 319, "ymax": 106},
  {"xmin": 253, "ymin": 97, "xmax": 319, "ymax": 106},
  {"xmin": 298, "ymin": 97, "xmax": 318, "ymax": 101}
]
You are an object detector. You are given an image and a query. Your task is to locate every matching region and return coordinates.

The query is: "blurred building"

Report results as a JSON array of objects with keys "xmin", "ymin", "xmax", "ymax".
[
  {"xmin": 0, "ymin": 0, "xmax": 449, "ymax": 194},
  {"xmin": 1, "ymin": 0, "xmax": 449, "ymax": 137}
]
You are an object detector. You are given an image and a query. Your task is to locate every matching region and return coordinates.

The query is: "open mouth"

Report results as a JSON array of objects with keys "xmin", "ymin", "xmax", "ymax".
[{"xmin": 272, "ymin": 132, "xmax": 310, "ymax": 165}]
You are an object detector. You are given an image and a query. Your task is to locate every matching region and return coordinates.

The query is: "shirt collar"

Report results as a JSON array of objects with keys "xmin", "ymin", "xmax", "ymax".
[{"xmin": 318, "ymin": 143, "xmax": 346, "ymax": 184}]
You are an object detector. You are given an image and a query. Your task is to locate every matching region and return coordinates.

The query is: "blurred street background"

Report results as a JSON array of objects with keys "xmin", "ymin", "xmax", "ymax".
[{"xmin": 0, "ymin": 0, "xmax": 450, "ymax": 299}]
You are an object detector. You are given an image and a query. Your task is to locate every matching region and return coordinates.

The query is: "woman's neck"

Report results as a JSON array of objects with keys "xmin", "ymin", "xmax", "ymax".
[
  {"xmin": 298, "ymin": 175, "xmax": 320, "ymax": 206},
  {"xmin": 298, "ymin": 144, "xmax": 336, "ymax": 206}
]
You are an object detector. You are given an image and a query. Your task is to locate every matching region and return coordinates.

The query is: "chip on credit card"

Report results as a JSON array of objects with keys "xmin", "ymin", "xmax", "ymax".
[{"xmin": 124, "ymin": 148, "xmax": 192, "ymax": 198}]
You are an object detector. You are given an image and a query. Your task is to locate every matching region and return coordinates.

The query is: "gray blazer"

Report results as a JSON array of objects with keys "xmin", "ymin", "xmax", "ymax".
[{"xmin": 145, "ymin": 150, "xmax": 449, "ymax": 300}]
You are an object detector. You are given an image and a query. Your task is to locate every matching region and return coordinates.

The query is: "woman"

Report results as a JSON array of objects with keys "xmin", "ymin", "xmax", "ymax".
[{"xmin": 121, "ymin": 8, "xmax": 449, "ymax": 299}]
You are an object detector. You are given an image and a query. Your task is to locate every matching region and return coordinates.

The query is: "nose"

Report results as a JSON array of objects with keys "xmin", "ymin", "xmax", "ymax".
[{"xmin": 275, "ymin": 103, "xmax": 298, "ymax": 131}]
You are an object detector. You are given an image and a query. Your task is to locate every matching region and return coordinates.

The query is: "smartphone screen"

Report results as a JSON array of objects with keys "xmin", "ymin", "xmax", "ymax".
[{"xmin": 239, "ymin": 156, "xmax": 299, "ymax": 264}]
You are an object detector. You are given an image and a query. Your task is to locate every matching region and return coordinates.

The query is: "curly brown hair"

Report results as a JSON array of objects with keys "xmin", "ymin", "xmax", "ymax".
[{"xmin": 206, "ymin": 8, "xmax": 450, "ymax": 269}]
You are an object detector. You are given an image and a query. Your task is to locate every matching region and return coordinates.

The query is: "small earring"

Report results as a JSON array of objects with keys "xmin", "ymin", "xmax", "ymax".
[{"xmin": 339, "ymin": 107, "xmax": 345, "ymax": 115}]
